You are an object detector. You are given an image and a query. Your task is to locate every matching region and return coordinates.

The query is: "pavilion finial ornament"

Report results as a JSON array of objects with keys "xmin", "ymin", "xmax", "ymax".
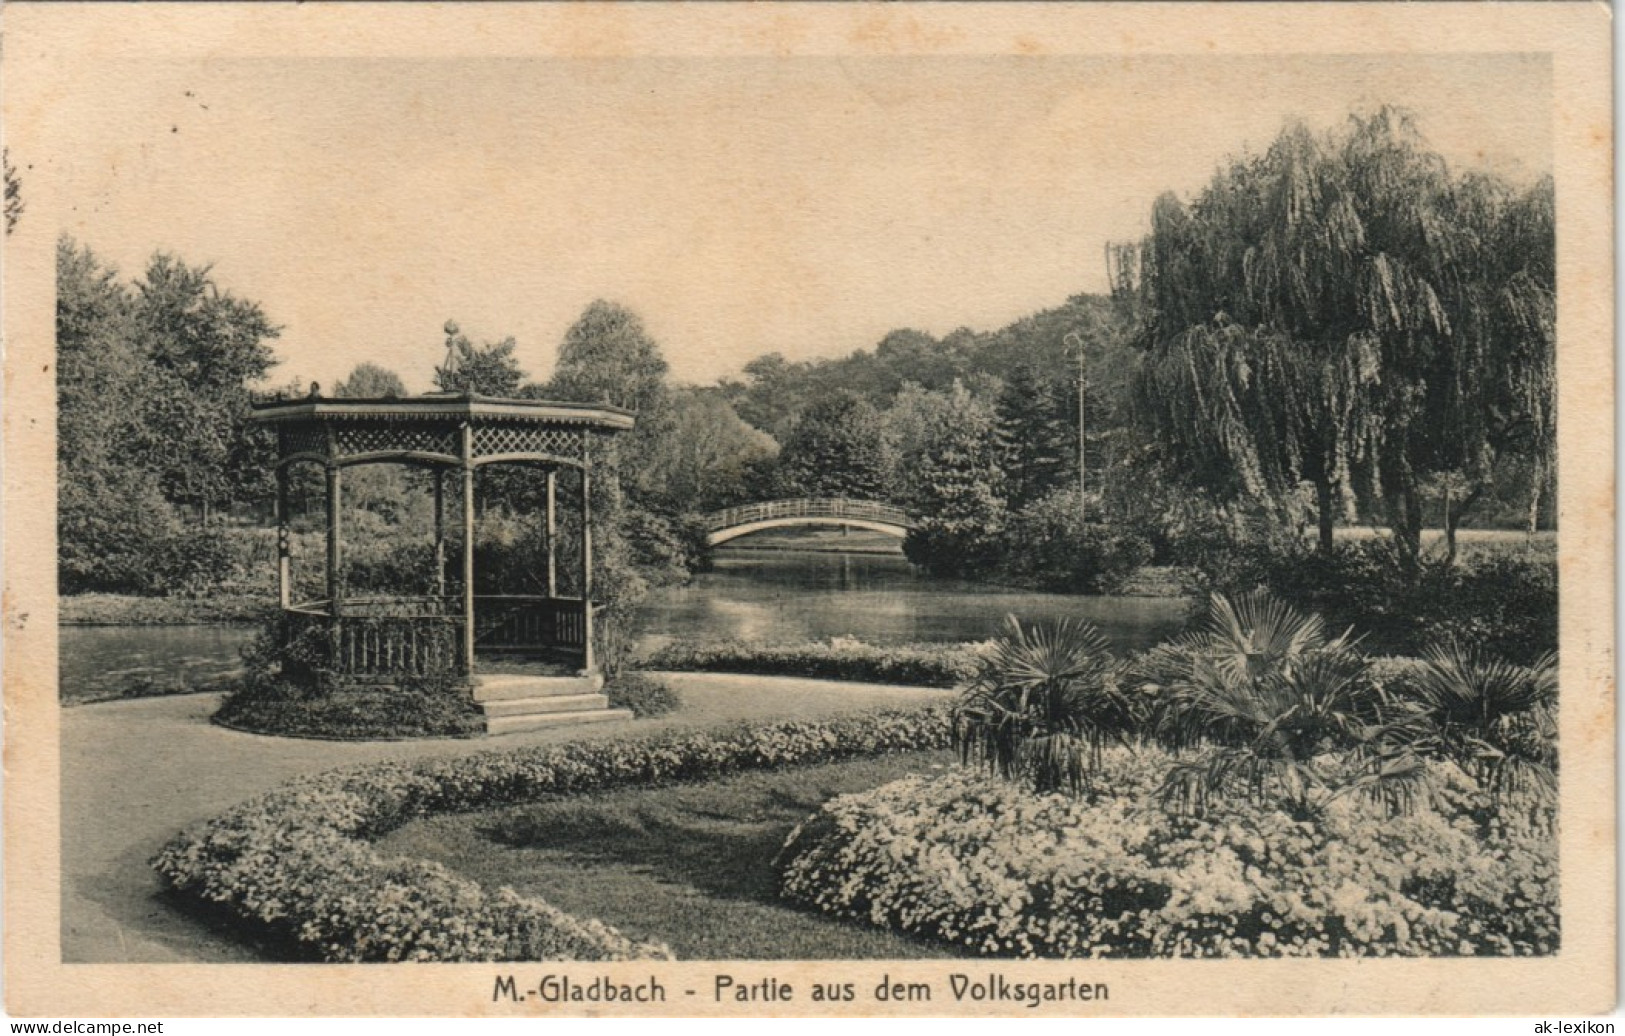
[{"xmin": 439, "ymin": 319, "xmax": 462, "ymax": 386}]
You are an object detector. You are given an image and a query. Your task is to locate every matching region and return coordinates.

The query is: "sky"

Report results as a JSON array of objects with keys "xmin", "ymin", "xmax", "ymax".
[{"xmin": 39, "ymin": 52, "xmax": 1551, "ymax": 392}]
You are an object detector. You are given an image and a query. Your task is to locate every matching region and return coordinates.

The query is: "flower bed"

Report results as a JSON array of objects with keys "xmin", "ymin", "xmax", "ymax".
[
  {"xmin": 643, "ymin": 638, "xmax": 980, "ymax": 688},
  {"xmin": 777, "ymin": 757, "xmax": 1557, "ymax": 959},
  {"xmin": 153, "ymin": 704, "xmax": 953, "ymax": 962}
]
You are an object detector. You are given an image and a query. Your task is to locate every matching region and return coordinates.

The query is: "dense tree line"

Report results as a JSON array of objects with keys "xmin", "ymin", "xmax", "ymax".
[
  {"xmin": 717, "ymin": 110, "xmax": 1553, "ymax": 589},
  {"xmin": 57, "ymin": 237, "xmax": 279, "ymax": 593},
  {"xmin": 707, "ymin": 291, "xmax": 1146, "ymax": 588},
  {"xmin": 58, "ymin": 106, "xmax": 1554, "ymax": 610}
]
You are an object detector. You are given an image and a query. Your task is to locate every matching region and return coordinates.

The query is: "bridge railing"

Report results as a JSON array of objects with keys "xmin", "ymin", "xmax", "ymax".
[{"xmin": 703, "ymin": 497, "xmax": 914, "ymax": 532}]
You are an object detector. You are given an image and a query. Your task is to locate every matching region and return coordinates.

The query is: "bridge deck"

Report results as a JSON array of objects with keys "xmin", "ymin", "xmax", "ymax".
[{"xmin": 702, "ymin": 497, "xmax": 914, "ymax": 533}]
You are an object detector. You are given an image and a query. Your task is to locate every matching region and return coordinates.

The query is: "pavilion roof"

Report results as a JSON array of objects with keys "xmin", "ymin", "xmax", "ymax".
[{"xmin": 249, "ymin": 392, "xmax": 636, "ymax": 431}]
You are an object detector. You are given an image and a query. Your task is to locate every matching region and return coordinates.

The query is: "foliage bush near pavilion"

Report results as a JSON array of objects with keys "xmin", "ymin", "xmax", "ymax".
[
  {"xmin": 152, "ymin": 705, "xmax": 954, "ymax": 962},
  {"xmin": 212, "ymin": 613, "xmax": 486, "ymax": 740},
  {"xmin": 604, "ymin": 671, "xmax": 682, "ymax": 718}
]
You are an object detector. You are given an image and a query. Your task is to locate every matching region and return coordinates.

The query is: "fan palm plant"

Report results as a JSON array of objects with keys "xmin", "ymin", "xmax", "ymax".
[
  {"xmin": 1142, "ymin": 591, "xmax": 1425, "ymax": 818},
  {"xmin": 1389, "ymin": 641, "xmax": 1557, "ymax": 814},
  {"xmin": 952, "ymin": 615, "xmax": 1134, "ymax": 796}
]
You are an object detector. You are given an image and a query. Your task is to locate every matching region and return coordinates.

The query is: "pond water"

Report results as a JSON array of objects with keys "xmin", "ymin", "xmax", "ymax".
[
  {"xmin": 637, "ymin": 548, "xmax": 1190, "ymax": 652},
  {"xmin": 58, "ymin": 625, "xmax": 253, "ymax": 703},
  {"xmin": 59, "ymin": 546, "xmax": 1191, "ymax": 700}
]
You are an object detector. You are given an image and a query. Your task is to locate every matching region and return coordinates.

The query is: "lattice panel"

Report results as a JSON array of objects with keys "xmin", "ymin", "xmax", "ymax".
[
  {"xmin": 280, "ymin": 425, "xmax": 328, "ymax": 458},
  {"xmin": 473, "ymin": 424, "xmax": 584, "ymax": 461},
  {"xmin": 335, "ymin": 422, "xmax": 458, "ymax": 458}
]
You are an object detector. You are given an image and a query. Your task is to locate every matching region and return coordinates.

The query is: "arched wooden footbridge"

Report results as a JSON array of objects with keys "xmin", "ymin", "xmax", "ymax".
[{"xmin": 702, "ymin": 498, "xmax": 916, "ymax": 546}]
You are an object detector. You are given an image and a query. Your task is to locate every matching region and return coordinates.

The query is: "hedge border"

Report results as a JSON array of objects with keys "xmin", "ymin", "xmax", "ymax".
[
  {"xmin": 152, "ymin": 703, "xmax": 953, "ymax": 963},
  {"xmin": 641, "ymin": 639, "xmax": 980, "ymax": 688}
]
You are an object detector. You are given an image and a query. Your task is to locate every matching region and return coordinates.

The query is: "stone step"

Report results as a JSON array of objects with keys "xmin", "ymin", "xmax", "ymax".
[
  {"xmin": 479, "ymin": 693, "xmax": 610, "ymax": 718},
  {"xmin": 472, "ymin": 672, "xmax": 604, "ymax": 702},
  {"xmin": 485, "ymin": 708, "xmax": 635, "ymax": 736}
]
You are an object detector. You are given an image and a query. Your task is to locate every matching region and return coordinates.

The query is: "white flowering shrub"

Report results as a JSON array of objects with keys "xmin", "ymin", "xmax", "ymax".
[
  {"xmin": 154, "ymin": 704, "xmax": 954, "ymax": 962},
  {"xmin": 777, "ymin": 753, "xmax": 1557, "ymax": 959}
]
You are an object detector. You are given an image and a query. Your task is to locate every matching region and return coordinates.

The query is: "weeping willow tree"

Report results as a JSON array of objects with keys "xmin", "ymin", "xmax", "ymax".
[{"xmin": 1119, "ymin": 108, "xmax": 1554, "ymax": 565}]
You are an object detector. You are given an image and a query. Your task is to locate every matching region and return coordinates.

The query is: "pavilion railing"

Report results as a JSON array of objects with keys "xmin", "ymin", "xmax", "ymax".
[
  {"xmin": 337, "ymin": 613, "xmax": 465, "ymax": 677},
  {"xmin": 473, "ymin": 595, "xmax": 589, "ymax": 652},
  {"xmin": 284, "ymin": 594, "xmax": 590, "ymax": 678}
]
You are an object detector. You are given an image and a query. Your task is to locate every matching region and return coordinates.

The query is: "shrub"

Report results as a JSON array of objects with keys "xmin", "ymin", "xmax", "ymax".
[
  {"xmin": 1004, "ymin": 492, "xmax": 1154, "ymax": 594},
  {"xmin": 153, "ymin": 704, "xmax": 953, "ymax": 962},
  {"xmin": 215, "ymin": 613, "xmax": 483, "ymax": 739},
  {"xmin": 777, "ymin": 764, "xmax": 1557, "ymax": 958},
  {"xmin": 1422, "ymin": 553, "xmax": 1557, "ymax": 664},
  {"xmin": 643, "ymin": 638, "xmax": 980, "ymax": 688},
  {"xmin": 341, "ymin": 539, "xmax": 439, "ymax": 597},
  {"xmin": 903, "ymin": 519, "xmax": 1007, "ymax": 579},
  {"xmin": 148, "ymin": 526, "xmax": 246, "ymax": 596},
  {"xmin": 1188, "ymin": 540, "xmax": 1557, "ymax": 665},
  {"xmin": 214, "ymin": 676, "xmax": 486, "ymax": 740},
  {"xmin": 234, "ymin": 612, "xmax": 334, "ymax": 698},
  {"xmin": 606, "ymin": 672, "xmax": 682, "ymax": 718},
  {"xmin": 59, "ymin": 471, "xmax": 257, "ymax": 596}
]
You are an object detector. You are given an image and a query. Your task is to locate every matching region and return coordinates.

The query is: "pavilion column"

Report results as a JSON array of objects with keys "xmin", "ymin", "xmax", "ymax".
[
  {"xmin": 325, "ymin": 464, "xmax": 343, "ymax": 617},
  {"xmin": 460, "ymin": 423, "xmax": 477, "ymax": 674},
  {"xmin": 433, "ymin": 469, "xmax": 447, "ymax": 600},
  {"xmin": 275, "ymin": 466, "xmax": 291, "ymax": 610},
  {"xmin": 545, "ymin": 469, "xmax": 558, "ymax": 598},
  {"xmin": 580, "ymin": 465, "xmax": 594, "ymax": 673}
]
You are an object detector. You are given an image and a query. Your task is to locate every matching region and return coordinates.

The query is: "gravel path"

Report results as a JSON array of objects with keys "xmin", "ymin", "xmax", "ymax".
[{"xmin": 59, "ymin": 673, "xmax": 947, "ymax": 963}]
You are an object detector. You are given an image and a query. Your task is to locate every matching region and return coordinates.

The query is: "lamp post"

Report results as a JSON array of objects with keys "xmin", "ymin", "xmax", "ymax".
[{"xmin": 1063, "ymin": 330, "xmax": 1086, "ymax": 515}]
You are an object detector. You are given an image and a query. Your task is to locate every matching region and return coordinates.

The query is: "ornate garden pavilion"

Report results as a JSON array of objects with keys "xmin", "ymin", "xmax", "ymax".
[{"xmin": 252, "ymin": 391, "xmax": 634, "ymax": 727}]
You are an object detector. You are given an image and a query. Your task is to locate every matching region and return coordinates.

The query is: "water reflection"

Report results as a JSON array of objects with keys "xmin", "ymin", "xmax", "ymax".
[{"xmin": 637, "ymin": 548, "xmax": 1190, "ymax": 653}]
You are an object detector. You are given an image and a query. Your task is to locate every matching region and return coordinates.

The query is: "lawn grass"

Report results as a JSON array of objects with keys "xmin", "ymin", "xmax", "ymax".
[{"xmin": 377, "ymin": 748, "xmax": 970, "ymax": 960}]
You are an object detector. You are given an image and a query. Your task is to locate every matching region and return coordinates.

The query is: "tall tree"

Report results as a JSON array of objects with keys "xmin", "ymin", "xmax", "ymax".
[
  {"xmin": 549, "ymin": 300, "xmax": 670, "ymax": 415},
  {"xmin": 1124, "ymin": 109, "xmax": 1554, "ymax": 564},
  {"xmin": 996, "ymin": 363, "xmax": 1078, "ymax": 511},
  {"xmin": 637, "ymin": 387, "xmax": 779, "ymax": 512},
  {"xmin": 434, "ymin": 328, "xmax": 526, "ymax": 396},
  {"xmin": 719, "ymin": 352, "xmax": 810, "ymax": 440},
  {"xmin": 549, "ymin": 300, "xmax": 675, "ymax": 506},
  {"xmin": 776, "ymin": 391, "xmax": 894, "ymax": 501},
  {"xmin": 334, "ymin": 362, "xmax": 407, "ymax": 399},
  {"xmin": 57, "ymin": 238, "xmax": 279, "ymax": 588},
  {"xmin": 899, "ymin": 382, "xmax": 1008, "ymax": 576},
  {"xmin": 134, "ymin": 252, "xmax": 279, "ymax": 522},
  {"xmin": 57, "ymin": 239, "xmax": 170, "ymax": 591}
]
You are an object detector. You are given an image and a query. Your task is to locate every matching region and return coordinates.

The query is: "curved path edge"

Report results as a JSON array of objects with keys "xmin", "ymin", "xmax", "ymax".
[{"xmin": 60, "ymin": 673, "xmax": 948, "ymax": 963}]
